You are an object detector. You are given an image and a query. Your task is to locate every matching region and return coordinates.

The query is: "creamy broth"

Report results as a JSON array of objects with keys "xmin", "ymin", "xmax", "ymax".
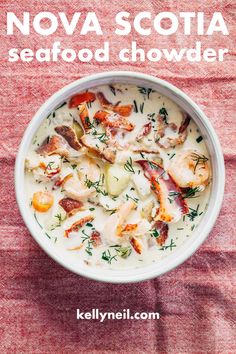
[{"xmin": 25, "ymin": 84, "xmax": 211, "ymax": 270}]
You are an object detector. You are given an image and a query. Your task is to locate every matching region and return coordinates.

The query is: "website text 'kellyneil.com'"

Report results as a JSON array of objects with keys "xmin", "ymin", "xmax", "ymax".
[{"xmin": 77, "ymin": 309, "xmax": 160, "ymax": 322}]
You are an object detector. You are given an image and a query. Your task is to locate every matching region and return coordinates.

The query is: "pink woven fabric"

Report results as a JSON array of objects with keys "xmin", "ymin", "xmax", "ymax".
[{"xmin": 1, "ymin": 1, "xmax": 235, "ymax": 353}]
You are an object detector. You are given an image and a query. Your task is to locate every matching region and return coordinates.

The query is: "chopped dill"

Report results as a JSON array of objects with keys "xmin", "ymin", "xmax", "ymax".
[
  {"xmin": 187, "ymin": 204, "xmax": 200, "ymax": 221},
  {"xmin": 169, "ymin": 153, "xmax": 176, "ymax": 160},
  {"xmin": 168, "ymin": 191, "xmax": 181, "ymax": 203},
  {"xmin": 85, "ymin": 241, "xmax": 93, "ymax": 256},
  {"xmin": 140, "ymin": 152, "xmax": 145, "ymax": 159},
  {"xmin": 159, "ymin": 107, "xmax": 168, "ymax": 123},
  {"xmin": 126, "ymin": 194, "xmax": 139, "ymax": 203},
  {"xmin": 140, "ymin": 102, "xmax": 144, "ymax": 113},
  {"xmin": 55, "ymin": 102, "xmax": 66, "ymax": 111},
  {"xmin": 147, "ymin": 112, "xmax": 156, "ymax": 121},
  {"xmin": 114, "ymin": 245, "xmax": 132, "ymax": 259},
  {"xmin": 81, "ymin": 229, "xmax": 90, "ymax": 242},
  {"xmin": 85, "ymin": 174, "xmax": 108, "ymax": 196},
  {"xmin": 101, "ymin": 249, "xmax": 117, "ymax": 264},
  {"xmin": 45, "ymin": 232, "xmax": 51, "ymax": 239},
  {"xmin": 106, "ymin": 208, "xmax": 117, "ymax": 215},
  {"xmin": 138, "ymin": 87, "xmax": 155, "ymax": 99},
  {"xmin": 124, "ymin": 157, "xmax": 135, "ymax": 173},
  {"xmin": 182, "ymin": 187, "xmax": 201, "ymax": 199},
  {"xmin": 50, "ymin": 213, "xmax": 66, "ymax": 230},
  {"xmin": 133, "ymin": 100, "xmax": 144, "ymax": 113},
  {"xmin": 191, "ymin": 153, "xmax": 209, "ymax": 173},
  {"xmin": 133, "ymin": 100, "xmax": 138, "ymax": 113},
  {"xmin": 109, "ymin": 85, "xmax": 116, "ymax": 96},
  {"xmin": 196, "ymin": 136, "xmax": 203, "ymax": 143},
  {"xmin": 150, "ymin": 228, "xmax": 160, "ymax": 238},
  {"xmin": 34, "ymin": 212, "xmax": 42, "ymax": 229},
  {"xmin": 159, "ymin": 239, "xmax": 176, "ymax": 251},
  {"xmin": 94, "ymin": 132, "xmax": 109, "ymax": 143}
]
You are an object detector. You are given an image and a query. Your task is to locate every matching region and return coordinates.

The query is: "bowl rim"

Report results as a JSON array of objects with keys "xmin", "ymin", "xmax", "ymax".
[{"xmin": 15, "ymin": 71, "xmax": 225, "ymax": 283}]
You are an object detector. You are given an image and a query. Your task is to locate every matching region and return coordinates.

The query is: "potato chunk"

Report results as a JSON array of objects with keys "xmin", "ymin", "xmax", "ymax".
[{"xmin": 106, "ymin": 164, "xmax": 130, "ymax": 196}]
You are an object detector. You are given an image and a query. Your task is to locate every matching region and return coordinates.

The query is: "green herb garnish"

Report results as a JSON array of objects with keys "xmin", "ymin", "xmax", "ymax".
[
  {"xmin": 159, "ymin": 107, "xmax": 168, "ymax": 124},
  {"xmin": 196, "ymin": 136, "xmax": 203, "ymax": 143},
  {"xmin": 150, "ymin": 229, "xmax": 160, "ymax": 238},
  {"xmin": 191, "ymin": 153, "xmax": 208, "ymax": 173},
  {"xmin": 182, "ymin": 187, "xmax": 201, "ymax": 199},
  {"xmin": 114, "ymin": 246, "xmax": 132, "ymax": 259},
  {"xmin": 159, "ymin": 239, "xmax": 176, "ymax": 251},
  {"xmin": 85, "ymin": 174, "xmax": 108, "ymax": 196},
  {"xmin": 186, "ymin": 204, "xmax": 200, "ymax": 221},
  {"xmin": 102, "ymin": 249, "xmax": 117, "ymax": 264},
  {"xmin": 138, "ymin": 87, "xmax": 155, "ymax": 99},
  {"xmin": 124, "ymin": 157, "xmax": 135, "ymax": 173},
  {"xmin": 126, "ymin": 194, "xmax": 139, "ymax": 203}
]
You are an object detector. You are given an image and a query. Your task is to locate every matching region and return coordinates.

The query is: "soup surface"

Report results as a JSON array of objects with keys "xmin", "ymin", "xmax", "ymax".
[{"xmin": 25, "ymin": 84, "xmax": 211, "ymax": 270}]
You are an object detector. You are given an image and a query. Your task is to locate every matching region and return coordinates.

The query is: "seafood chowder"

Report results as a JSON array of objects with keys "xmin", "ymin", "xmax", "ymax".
[{"xmin": 25, "ymin": 84, "xmax": 211, "ymax": 270}]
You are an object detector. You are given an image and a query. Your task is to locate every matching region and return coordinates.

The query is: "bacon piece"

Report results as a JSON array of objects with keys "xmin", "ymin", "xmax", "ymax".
[
  {"xmin": 179, "ymin": 113, "xmax": 191, "ymax": 134},
  {"xmin": 152, "ymin": 221, "xmax": 169, "ymax": 246},
  {"xmin": 64, "ymin": 216, "xmax": 94, "ymax": 238},
  {"xmin": 136, "ymin": 122, "xmax": 152, "ymax": 141},
  {"xmin": 90, "ymin": 231, "xmax": 102, "ymax": 247},
  {"xmin": 36, "ymin": 136, "xmax": 69, "ymax": 157},
  {"xmin": 69, "ymin": 92, "xmax": 96, "ymax": 108},
  {"xmin": 55, "ymin": 125, "xmax": 81, "ymax": 151},
  {"xmin": 78, "ymin": 103, "xmax": 92, "ymax": 131},
  {"xmin": 97, "ymin": 92, "xmax": 133, "ymax": 117},
  {"xmin": 94, "ymin": 110, "xmax": 134, "ymax": 131},
  {"xmin": 130, "ymin": 237, "xmax": 142, "ymax": 254},
  {"xmin": 59, "ymin": 197, "xmax": 83, "ymax": 216},
  {"xmin": 136, "ymin": 160, "xmax": 188, "ymax": 223}
]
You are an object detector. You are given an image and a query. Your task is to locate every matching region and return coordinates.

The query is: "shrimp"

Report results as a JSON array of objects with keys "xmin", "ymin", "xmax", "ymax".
[
  {"xmin": 156, "ymin": 112, "xmax": 190, "ymax": 149},
  {"xmin": 102, "ymin": 200, "xmax": 136, "ymax": 244},
  {"xmin": 168, "ymin": 149, "xmax": 210, "ymax": 189},
  {"xmin": 63, "ymin": 157, "xmax": 101, "ymax": 201}
]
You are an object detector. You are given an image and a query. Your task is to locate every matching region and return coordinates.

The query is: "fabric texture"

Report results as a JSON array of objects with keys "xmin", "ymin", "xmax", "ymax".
[{"xmin": 0, "ymin": 1, "xmax": 235, "ymax": 353}]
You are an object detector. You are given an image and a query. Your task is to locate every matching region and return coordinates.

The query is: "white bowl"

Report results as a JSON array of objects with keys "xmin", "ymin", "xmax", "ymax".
[{"xmin": 15, "ymin": 71, "xmax": 225, "ymax": 283}]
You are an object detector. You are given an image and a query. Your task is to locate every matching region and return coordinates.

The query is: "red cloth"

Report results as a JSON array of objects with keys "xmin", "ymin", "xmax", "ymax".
[{"xmin": 1, "ymin": 1, "xmax": 235, "ymax": 353}]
